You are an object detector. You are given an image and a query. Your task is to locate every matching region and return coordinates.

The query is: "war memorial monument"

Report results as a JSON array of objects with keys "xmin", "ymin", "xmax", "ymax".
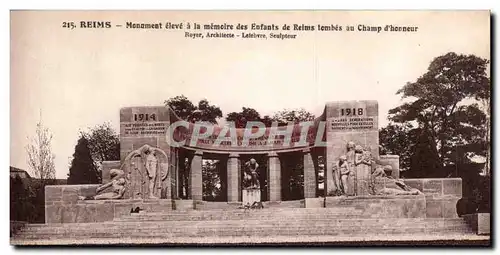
[{"xmin": 11, "ymin": 100, "xmax": 489, "ymax": 245}]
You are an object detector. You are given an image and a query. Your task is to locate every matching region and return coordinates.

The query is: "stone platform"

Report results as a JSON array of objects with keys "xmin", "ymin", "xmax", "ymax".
[
  {"xmin": 45, "ymin": 185, "xmax": 172, "ymax": 223},
  {"xmin": 11, "ymin": 176, "xmax": 483, "ymax": 246},
  {"xmin": 44, "ymin": 178, "xmax": 462, "ymax": 223},
  {"xmin": 11, "ymin": 207, "xmax": 486, "ymax": 246}
]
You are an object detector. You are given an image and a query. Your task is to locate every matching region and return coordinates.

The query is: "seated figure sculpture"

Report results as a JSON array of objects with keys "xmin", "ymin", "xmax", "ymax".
[
  {"xmin": 372, "ymin": 166, "xmax": 422, "ymax": 196},
  {"xmin": 243, "ymin": 158, "xmax": 260, "ymax": 189},
  {"xmin": 78, "ymin": 169, "xmax": 126, "ymax": 200}
]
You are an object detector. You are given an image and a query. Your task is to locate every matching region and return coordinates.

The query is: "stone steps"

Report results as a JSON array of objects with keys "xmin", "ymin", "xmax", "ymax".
[
  {"xmin": 12, "ymin": 207, "xmax": 475, "ymax": 244},
  {"xmin": 20, "ymin": 220, "xmax": 468, "ymax": 232},
  {"xmin": 114, "ymin": 209, "xmax": 366, "ymax": 221},
  {"xmin": 15, "ymin": 226, "xmax": 474, "ymax": 240},
  {"xmin": 16, "ymin": 224, "xmax": 472, "ymax": 235},
  {"xmin": 16, "ymin": 218, "xmax": 470, "ymax": 235},
  {"xmin": 22, "ymin": 217, "xmax": 466, "ymax": 228}
]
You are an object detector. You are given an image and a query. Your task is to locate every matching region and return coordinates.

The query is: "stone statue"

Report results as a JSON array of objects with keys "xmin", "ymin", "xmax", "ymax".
[
  {"xmin": 372, "ymin": 165, "xmax": 422, "ymax": 196},
  {"xmin": 346, "ymin": 141, "xmax": 356, "ymax": 167},
  {"xmin": 344, "ymin": 142, "xmax": 357, "ymax": 195},
  {"xmin": 144, "ymin": 148, "xmax": 159, "ymax": 199},
  {"xmin": 331, "ymin": 160, "xmax": 341, "ymax": 195},
  {"xmin": 336, "ymin": 155, "xmax": 351, "ymax": 195},
  {"xmin": 243, "ymin": 158, "xmax": 260, "ymax": 189},
  {"xmin": 123, "ymin": 144, "xmax": 169, "ymax": 199},
  {"xmin": 78, "ymin": 169, "xmax": 126, "ymax": 200},
  {"xmin": 371, "ymin": 164, "xmax": 391, "ymax": 179}
]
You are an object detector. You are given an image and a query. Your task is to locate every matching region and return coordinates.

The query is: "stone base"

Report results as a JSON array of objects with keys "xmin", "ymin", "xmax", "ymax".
[
  {"xmin": 173, "ymin": 199, "xmax": 195, "ymax": 210},
  {"xmin": 46, "ymin": 199, "xmax": 173, "ymax": 224},
  {"xmin": 324, "ymin": 194, "xmax": 462, "ymax": 219},
  {"xmin": 304, "ymin": 197, "xmax": 325, "ymax": 208},
  {"xmin": 264, "ymin": 200, "xmax": 304, "ymax": 208},
  {"xmin": 325, "ymin": 195, "xmax": 427, "ymax": 218},
  {"xmin": 242, "ymin": 188, "xmax": 261, "ymax": 205},
  {"xmin": 463, "ymin": 213, "xmax": 490, "ymax": 235},
  {"xmin": 194, "ymin": 201, "xmax": 242, "ymax": 210},
  {"xmin": 425, "ymin": 195, "xmax": 461, "ymax": 218}
]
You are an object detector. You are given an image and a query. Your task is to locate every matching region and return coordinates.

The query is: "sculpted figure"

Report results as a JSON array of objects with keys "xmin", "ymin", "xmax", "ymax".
[
  {"xmin": 354, "ymin": 145, "xmax": 372, "ymax": 167},
  {"xmin": 346, "ymin": 142, "xmax": 356, "ymax": 168},
  {"xmin": 343, "ymin": 142, "xmax": 357, "ymax": 195},
  {"xmin": 337, "ymin": 155, "xmax": 351, "ymax": 195},
  {"xmin": 331, "ymin": 162, "xmax": 341, "ymax": 194},
  {"xmin": 371, "ymin": 164, "xmax": 391, "ymax": 179},
  {"xmin": 372, "ymin": 167, "xmax": 422, "ymax": 196},
  {"xmin": 78, "ymin": 169, "xmax": 126, "ymax": 200},
  {"xmin": 244, "ymin": 158, "xmax": 260, "ymax": 189},
  {"xmin": 123, "ymin": 144, "xmax": 169, "ymax": 199},
  {"xmin": 144, "ymin": 148, "xmax": 159, "ymax": 199}
]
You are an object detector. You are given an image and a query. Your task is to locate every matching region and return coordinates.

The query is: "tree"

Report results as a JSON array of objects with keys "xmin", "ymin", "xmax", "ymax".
[
  {"xmin": 226, "ymin": 107, "xmax": 263, "ymax": 128},
  {"xmin": 26, "ymin": 119, "xmax": 56, "ymax": 180},
  {"xmin": 67, "ymin": 135, "xmax": 100, "ymax": 184},
  {"xmin": 197, "ymin": 99, "xmax": 223, "ymax": 124},
  {"xmin": 10, "ymin": 176, "xmax": 29, "ymax": 221},
  {"xmin": 379, "ymin": 123, "xmax": 417, "ymax": 172},
  {"xmin": 202, "ymin": 159, "xmax": 224, "ymax": 201},
  {"xmin": 226, "ymin": 107, "xmax": 315, "ymax": 128},
  {"xmin": 271, "ymin": 108, "xmax": 315, "ymax": 125},
  {"xmin": 82, "ymin": 122, "xmax": 120, "ymax": 171},
  {"xmin": 408, "ymin": 127, "xmax": 443, "ymax": 178},
  {"xmin": 165, "ymin": 95, "xmax": 222, "ymax": 123},
  {"xmin": 385, "ymin": 52, "xmax": 490, "ymax": 176}
]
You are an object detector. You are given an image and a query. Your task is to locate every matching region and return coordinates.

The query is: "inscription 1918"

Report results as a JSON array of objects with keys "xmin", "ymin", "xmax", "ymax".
[
  {"xmin": 134, "ymin": 113, "xmax": 156, "ymax": 121},
  {"xmin": 340, "ymin": 108, "xmax": 364, "ymax": 116}
]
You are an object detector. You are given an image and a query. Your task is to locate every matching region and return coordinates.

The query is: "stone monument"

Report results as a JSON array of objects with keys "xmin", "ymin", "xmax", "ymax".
[
  {"xmin": 242, "ymin": 158, "xmax": 261, "ymax": 205},
  {"xmin": 40, "ymin": 101, "xmax": 462, "ymax": 226}
]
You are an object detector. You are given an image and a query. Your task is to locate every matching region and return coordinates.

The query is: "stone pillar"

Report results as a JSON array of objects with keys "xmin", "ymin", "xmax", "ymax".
[
  {"xmin": 325, "ymin": 100, "xmax": 379, "ymax": 196},
  {"xmin": 303, "ymin": 149, "xmax": 316, "ymax": 198},
  {"xmin": 190, "ymin": 150, "xmax": 203, "ymax": 201},
  {"xmin": 268, "ymin": 152, "xmax": 281, "ymax": 201},
  {"xmin": 227, "ymin": 153, "xmax": 241, "ymax": 202}
]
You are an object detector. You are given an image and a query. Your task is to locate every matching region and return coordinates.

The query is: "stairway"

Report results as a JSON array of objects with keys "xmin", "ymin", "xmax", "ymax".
[{"xmin": 10, "ymin": 207, "xmax": 483, "ymax": 245}]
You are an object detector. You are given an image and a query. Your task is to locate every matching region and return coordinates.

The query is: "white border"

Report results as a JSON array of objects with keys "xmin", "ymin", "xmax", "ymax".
[{"xmin": 3, "ymin": 0, "xmax": 498, "ymax": 254}]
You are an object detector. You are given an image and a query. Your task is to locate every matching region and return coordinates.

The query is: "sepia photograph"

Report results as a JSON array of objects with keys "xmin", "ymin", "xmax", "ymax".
[{"xmin": 9, "ymin": 10, "xmax": 491, "ymax": 246}]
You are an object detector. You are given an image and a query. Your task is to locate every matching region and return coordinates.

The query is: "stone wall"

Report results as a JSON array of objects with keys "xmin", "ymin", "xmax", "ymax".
[
  {"xmin": 404, "ymin": 178, "xmax": 462, "ymax": 218},
  {"xmin": 324, "ymin": 194, "xmax": 458, "ymax": 219},
  {"xmin": 322, "ymin": 178, "xmax": 462, "ymax": 218},
  {"xmin": 45, "ymin": 185, "xmax": 172, "ymax": 223},
  {"xmin": 325, "ymin": 195, "xmax": 427, "ymax": 218}
]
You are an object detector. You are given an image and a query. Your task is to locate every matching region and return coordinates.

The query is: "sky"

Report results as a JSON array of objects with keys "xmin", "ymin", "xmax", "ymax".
[{"xmin": 10, "ymin": 11, "xmax": 490, "ymax": 179}]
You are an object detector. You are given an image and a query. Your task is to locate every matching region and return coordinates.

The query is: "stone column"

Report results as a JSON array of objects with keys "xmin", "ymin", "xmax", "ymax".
[
  {"xmin": 268, "ymin": 152, "xmax": 281, "ymax": 202},
  {"xmin": 190, "ymin": 150, "xmax": 203, "ymax": 201},
  {"xmin": 303, "ymin": 149, "xmax": 316, "ymax": 198},
  {"xmin": 227, "ymin": 153, "xmax": 241, "ymax": 202}
]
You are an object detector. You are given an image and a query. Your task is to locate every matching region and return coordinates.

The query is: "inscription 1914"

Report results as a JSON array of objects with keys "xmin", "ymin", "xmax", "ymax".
[{"xmin": 134, "ymin": 113, "xmax": 156, "ymax": 121}]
